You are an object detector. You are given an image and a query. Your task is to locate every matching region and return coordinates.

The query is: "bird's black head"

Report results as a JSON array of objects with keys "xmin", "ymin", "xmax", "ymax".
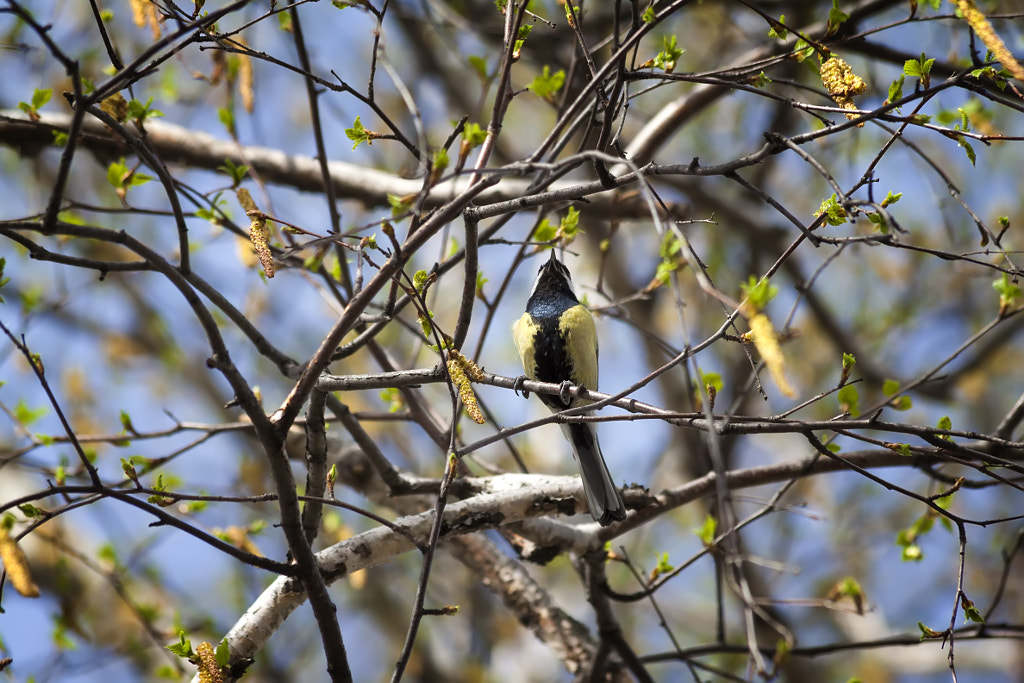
[
  {"xmin": 525, "ymin": 250, "xmax": 579, "ymax": 316},
  {"xmin": 532, "ymin": 250, "xmax": 575, "ymax": 295}
]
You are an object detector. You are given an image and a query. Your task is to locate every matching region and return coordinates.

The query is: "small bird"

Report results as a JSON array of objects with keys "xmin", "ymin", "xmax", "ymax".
[{"xmin": 513, "ymin": 250, "xmax": 627, "ymax": 525}]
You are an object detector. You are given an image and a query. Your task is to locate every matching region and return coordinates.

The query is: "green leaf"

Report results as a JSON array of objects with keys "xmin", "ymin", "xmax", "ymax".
[
  {"xmin": 166, "ymin": 631, "xmax": 194, "ymax": 658},
  {"xmin": 346, "ymin": 115, "xmax": 371, "ymax": 150},
  {"xmin": 891, "ymin": 395, "xmax": 912, "ymax": 411},
  {"xmin": 960, "ymin": 138, "xmax": 976, "ymax": 166},
  {"xmin": 127, "ymin": 96, "xmax": 164, "ymax": 123},
  {"xmin": 468, "ymin": 55, "xmax": 489, "ymax": 80},
  {"xmin": 18, "ymin": 503, "xmax": 43, "ymax": 518},
  {"xmin": 559, "ymin": 206, "xmax": 580, "ymax": 239},
  {"xmin": 699, "ymin": 370, "xmax": 723, "ymax": 393},
  {"xmin": 653, "ymin": 35, "xmax": 684, "ymax": 72},
  {"xmin": 961, "ymin": 594, "xmax": 984, "ymax": 623},
  {"xmin": 767, "ymin": 15, "xmax": 787, "ymax": 40},
  {"xmin": 534, "ymin": 218, "xmax": 557, "ymax": 243},
  {"xmin": 655, "ymin": 551, "xmax": 674, "ymax": 574},
  {"xmin": 31, "ymin": 88, "xmax": 52, "ymax": 110},
  {"xmin": 462, "ymin": 122, "xmax": 487, "ymax": 148},
  {"xmin": 881, "ymin": 191, "xmax": 902, "ymax": 207},
  {"xmin": 413, "ymin": 269, "xmax": 430, "ymax": 295},
  {"xmin": 218, "ymin": 158, "xmax": 249, "ymax": 186},
  {"xmin": 994, "ymin": 273, "xmax": 1021, "ymax": 311},
  {"xmin": 513, "ymin": 24, "xmax": 532, "ymax": 58},
  {"xmin": 904, "ymin": 53, "xmax": 935, "ymax": 86},
  {"xmin": 815, "ymin": 193, "xmax": 847, "ymax": 226},
  {"xmin": 827, "ymin": 0, "xmax": 848, "ymax": 33},
  {"xmin": 528, "ymin": 65, "xmax": 566, "ymax": 101},
  {"xmin": 740, "ymin": 275, "xmax": 777, "ymax": 310},
  {"xmin": 387, "ymin": 193, "xmax": 412, "ymax": 216},
  {"xmin": 694, "ymin": 513, "xmax": 717, "ymax": 546},
  {"xmin": 792, "ymin": 38, "xmax": 814, "ymax": 62},
  {"xmin": 882, "ymin": 379, "xmax": 900, "ymax": 397},
  {"xmin": 641, "ymin": 6, "xmax": 655, "ymax": 22},
  {"xmin": 887, "ymin": 74, "xmax": 904, "ymax": 107},
  {"xmin": 217, "ymin": 106, "xmax": 235, "ymax": 134},
  {"xmin": 15, "ymin": 399, "xmax": 47, "ymax": 426},
  {"xmin": 837, "ymin": 383, "xmax": 859, "ymax": 417},
  {"xmin": 215, "ymin": 639, "xmax": 231, "ymax": 666}
]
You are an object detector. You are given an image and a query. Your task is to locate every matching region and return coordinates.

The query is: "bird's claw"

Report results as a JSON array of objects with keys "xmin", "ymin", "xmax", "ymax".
[
  {"xmin": 559, "ymin": 380, "xmax": 573, "ymax": 406},
  {"xmin": 513, "ymin": 375, "xmax": 530, "ymax": 399}
]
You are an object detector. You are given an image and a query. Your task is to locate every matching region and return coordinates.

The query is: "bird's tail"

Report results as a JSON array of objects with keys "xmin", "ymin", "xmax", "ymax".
[{"xmin": 564, "ymin": 422, "xmax": 626, "ymax": 525}]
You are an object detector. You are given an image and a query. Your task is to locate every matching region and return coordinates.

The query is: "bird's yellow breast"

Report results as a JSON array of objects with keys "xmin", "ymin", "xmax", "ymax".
[{"xmin": 558, "ymin": 304, "xmax": 598, "ymax": 391}]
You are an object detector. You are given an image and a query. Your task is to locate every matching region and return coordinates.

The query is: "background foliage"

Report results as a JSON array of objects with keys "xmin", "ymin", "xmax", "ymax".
[{"xmin": 2, "ymin": 0, "xmax": 1024, "ymax": 681}]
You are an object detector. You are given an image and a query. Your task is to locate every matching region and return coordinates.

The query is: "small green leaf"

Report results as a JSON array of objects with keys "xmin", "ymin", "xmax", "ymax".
[
  {"xmin": 652, "ymin": 35, "xmax": 684, "ymax": 72},
  {"xmin": 417, "ymin": 310, "xmax": 434, "ymax": 338},
  {"xmin": 815, "ymin": 193, "xmax": 847, "ymax": 226},
  {"xmin": 960, "ymin": 139, "xmax": 976, "ymax": 166},
  {"xmin": 837, "ymin": 384, "xmax": 859, "ymax": 416},
  {"xmin": 31, "ymin": 88, "xmax": 52, "ymax": 110},
  {"xmin": 739, "ymin": 275, "xmax": 777, "ymax": 310},
  {"xmin": 346, "ymin": 115, "xmax": 371, "ymax": 150},
  {"xmin": 15, "ymin": 400, "xmax": 47, "ymax": 426},
  {"xmin": 961, "ymin": 594, "xmax": 984, "ymax": 624},
  {"xmin": 767, "ymin": 15, "xmax": 787, "ymax": 40},
  {"xmin": 694, "ymin": 513, "xmax": 717, "ymax": 546},
  {"xmin": 215, "ymin": 639, "xmax": 231, "ymax": 665},
  {"xmin": 534, "ymin": 218, "xmax": 557, "ymax": 243},
  {"xmin": 218, "ymin": 158, "xmax": 249, "ymax": 186},
  {"xmin": 166, "ymin": 631, "xmax": 194, "ymax": 658},
  {"xmin": 462, "ymin": 122, "xmax": 487, "ymax": 148},
  {"xmin": 904, "ymin": 52, "xmax": 935, "ymax": 87},
  {"xmin": 528, "ymin": 65, "xmax": 566, "ymax": 101},
  {"xmin": 887, "ymin": 74, "xmax": 904, "ymax": 106},
  {"xmin": 387, "ymin": 193, "xmax": 412, "ymax": 216},
  {"xmin": 413, "ymin": 269, "xmax": 430, "ymax": 295},
  {"xmin": 881, "ymin": 191, "xmax": 902, "ymax": 207},
  {"xmin": 127, "ymin": 96, "xmax": 164, "ymax": 124},
  {"xmin": 468, "ymin": 55, "xmax": 489, "ymax": 80},
  {"xmin": 641, "ymin": 6, "xmax": 655, "ymax": 22},
  {"xmin": 826, "ymin": 0, "xmax": 848, "ymax": 34},
  {"xmin": 559, "ymin": 206, "xmax": 580, "ymax": 239},
  {"xmin": 699, "ymin": 370, "xmax": 723, "ymax": 393},
  {"xmin": 432, "ymin": 148, "xmax": 449, "ymax": 175},
  {"xmin": 882, "ymin": 379, "xmax": 900, "ymax": 397},
  {"xmin": 18, "ymin": 503, "xmax": 43, "ymax": 518},
  {"xmin": 901, "ymin": 543, "xmax": 923, "ymax": 562},
  {"xmin": 891, "ymin": 395, "xmax": 912, "ymax": 411}
]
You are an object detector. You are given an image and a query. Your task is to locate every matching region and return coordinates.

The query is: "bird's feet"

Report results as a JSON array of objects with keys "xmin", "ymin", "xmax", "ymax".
[
  {"xmin": 513, "ymin": 375, "xmax": 530, "ymax": 399},
  {"xmin": 559, "ymin": 380, "xmax": 573, "ymax": 406}
]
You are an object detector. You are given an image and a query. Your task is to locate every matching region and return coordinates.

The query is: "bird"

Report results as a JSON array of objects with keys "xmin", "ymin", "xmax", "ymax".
[{"xmin": 512, "ymin": 250, "xmax": 627, "ymax": 526}]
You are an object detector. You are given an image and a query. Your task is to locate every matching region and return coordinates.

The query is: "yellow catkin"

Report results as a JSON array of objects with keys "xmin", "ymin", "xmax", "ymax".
[
  {"xmin": 447, "ymin": 352, "xmax": 486, "ymax": 424},
  {"xmin": 195, "ymin": 642, "xmax": 223, "ymax": 683},
  {"xmin": 236, "ymin": 37, "xmax": 255, "ymax": 113},
  {"xmin": 746, "ymin": 313, "xmax": 796, "ymax": 398},
  {"xmin": 0, "ymin": 528, "xmax": 39, "ymax": 598},
  {"xmin": 819, "ymin": 55, "xmax": 867, "ymax": 124},
  {"xmin": 953, "ymin": 0, "xmax": 1024, "ymax": 82},
  {"xmin": 236, "ymin": 188, "xmax": 274, "ymax": 278}
]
